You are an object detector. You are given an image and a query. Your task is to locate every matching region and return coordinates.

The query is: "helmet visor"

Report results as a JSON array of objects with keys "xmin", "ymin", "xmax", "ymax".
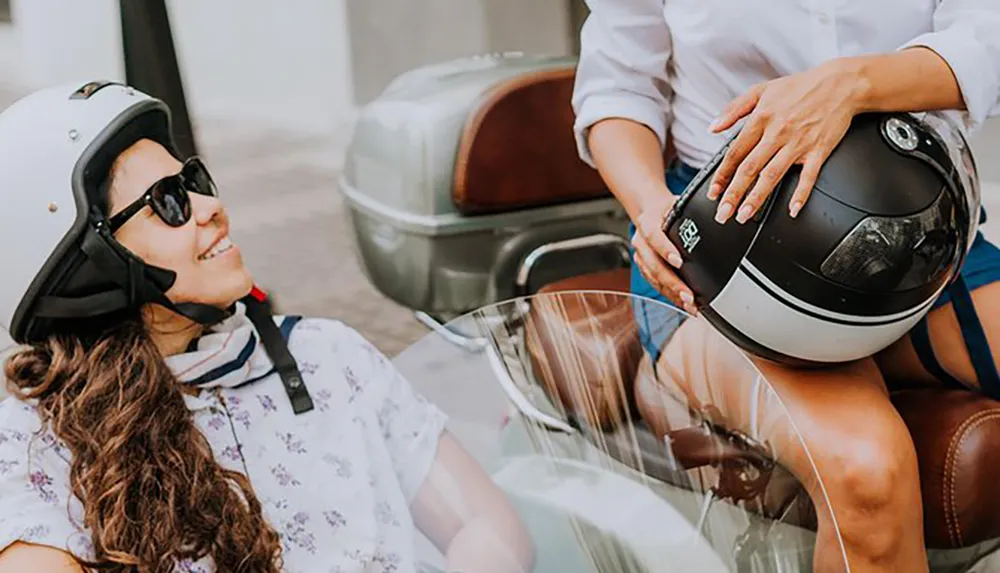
[{"xmin": 913, "ymin": 110, "xmax": 981, "ymax": 254}]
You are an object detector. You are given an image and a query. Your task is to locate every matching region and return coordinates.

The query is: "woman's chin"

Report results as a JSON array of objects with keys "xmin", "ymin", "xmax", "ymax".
[
  {"xmin": 168, "ymin": 272, "xmax": 256, "ymax": 311},
  {"xmin": 221, "ymin": 276, "xmax": 256, "ymax": 308}
]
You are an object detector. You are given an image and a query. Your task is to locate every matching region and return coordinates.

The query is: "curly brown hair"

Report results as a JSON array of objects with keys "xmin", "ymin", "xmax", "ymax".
[{"xmin": 4, "ymin": 313, "xmax": 283, "ymax": 572}]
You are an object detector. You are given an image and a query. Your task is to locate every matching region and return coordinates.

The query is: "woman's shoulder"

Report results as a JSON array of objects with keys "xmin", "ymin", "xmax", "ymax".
[
  {"xmin": 0, "ymin": 397, "xmax": 70, "ymax": 471},
  {"xmin": 287, "ymin": 315, "xmax": 361, "ymax": 337},
  {"xmin": 0, "ymin": 395, "xmax": 46, "ymax": 442},
  {"xmin": 285, "ymin": 316, "xmax": 384, "ymax": 361},
  {"xmin": 282, "ymin": 316, "xmax": 418, "ymax": 406},
  {"xmin": 0, "ymin": 397, "xmax": 83, "ymax": 555}
]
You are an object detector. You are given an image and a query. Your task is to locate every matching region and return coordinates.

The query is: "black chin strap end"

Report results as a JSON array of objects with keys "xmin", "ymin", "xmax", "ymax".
[
  {"xmin": 242, "ymin": 292, "xmax": 314, "ymax": 415},
  {"xmin": 280, "ymin": 367, "xmax": 315, "ymax": 415}
]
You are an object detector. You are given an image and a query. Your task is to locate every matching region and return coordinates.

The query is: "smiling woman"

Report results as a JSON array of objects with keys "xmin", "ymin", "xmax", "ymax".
[{"xmin": 0, "ymin": 83, "xmax": 534, "ymax": 572}]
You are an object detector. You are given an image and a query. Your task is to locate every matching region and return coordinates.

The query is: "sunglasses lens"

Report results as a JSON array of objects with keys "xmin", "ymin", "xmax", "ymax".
[
  {"xmin": 183, "ymin": 159, "xmax": 218, "ymax": 197},
  {"xmin": 151, "ymin": 180, "xmax": 191, "ymax": 227}
]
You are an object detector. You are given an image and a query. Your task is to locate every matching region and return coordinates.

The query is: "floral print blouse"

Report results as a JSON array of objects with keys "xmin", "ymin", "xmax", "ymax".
[{"xmin": 0, "ymin": 306, "xmax": 448, "ymax": 572}]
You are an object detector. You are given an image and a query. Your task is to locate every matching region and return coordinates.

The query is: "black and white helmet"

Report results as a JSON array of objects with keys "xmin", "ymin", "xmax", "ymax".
[{"xmin": 663, "ymin": 110, "xmax": 981, "ymax": 366}]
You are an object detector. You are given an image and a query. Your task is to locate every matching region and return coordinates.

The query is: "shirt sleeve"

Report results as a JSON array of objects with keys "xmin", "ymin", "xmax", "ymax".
[
  {"xmin": 337, "ymin": 326, "xmax": 448, "ymax": 503},
  {"xmin": 899, "ymin": 0, "xmax": 1000, "ymax": 131},
  {"xmin": 571, "ymin": 0, "xmax": 673, "ymax": 167},
  {"xmin": 0, "ymin": 405, "xmax": 92, "ymax": 559}
]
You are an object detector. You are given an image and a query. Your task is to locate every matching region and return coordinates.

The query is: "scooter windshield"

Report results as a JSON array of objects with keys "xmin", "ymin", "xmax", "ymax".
[{"xmin": 393, "ymin": 291, "xmax": 849, "ymax": 572}]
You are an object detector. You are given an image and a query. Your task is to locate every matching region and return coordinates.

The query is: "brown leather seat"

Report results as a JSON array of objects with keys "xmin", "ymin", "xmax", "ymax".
[
  {"xmin": 526, "ymin": 268, "xmax": 1000, "ymax": 550},
  {"xmin": 452, "ymin": 61, "xmax": 676, "ymax": 215},
  {"xmin": 524, "ymin": 271, "xmax": 643, "ymax": 431},
  {"xmin": 895, "ymin": 389, "xmax": 1000, "ymax": 548},
  {"xmin": 453, "ymin": 65, "xmax": 609, "ymax": 215}
]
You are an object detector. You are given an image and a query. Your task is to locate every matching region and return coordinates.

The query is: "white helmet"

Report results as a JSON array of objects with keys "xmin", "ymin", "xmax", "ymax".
[
  {"xmin": 0, "ymin": 81, "xmax": 229, "ymax": 343},
  {"xmin": 0, "ymin": 81, "xmax": 317, "ymax": 415}
]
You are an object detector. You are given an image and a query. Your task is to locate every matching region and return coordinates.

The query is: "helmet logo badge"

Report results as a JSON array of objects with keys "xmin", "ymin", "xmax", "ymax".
[{"xmin": 679, "ymin": 218, "xmax": 701, "ymax": 253}]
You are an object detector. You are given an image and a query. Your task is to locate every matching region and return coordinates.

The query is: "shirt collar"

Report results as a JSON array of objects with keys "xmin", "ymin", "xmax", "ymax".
[{"xmin": 164, "ymin": 303, "xmax": 277, "ymax": 390}]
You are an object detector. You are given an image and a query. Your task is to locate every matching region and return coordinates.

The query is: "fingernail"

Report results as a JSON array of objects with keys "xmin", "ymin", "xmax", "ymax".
[
  {"xmin": 790, "ymin": 201, "xmax": 803, "ymax": 218},
  {"xmin": 736, "ymin": 204, "xmax": 754, "ymax": 224},
  {"xmin": 708, "ymin": 183, "xmax": 721, "ymax": 200},
  {"xmin": 707, "ymin": 118, "xmax": 720, "ymax": 132},
  {"xmin": 680, "ymin": 291, "xmax": 694, "ymax": 305},
  {"xmin": 668, "ymin": 253, "xmax": 683, "ymax": 268},
  {"xmin": 715, "ymin": 202, "xmax": 733, "ymax": 224}
]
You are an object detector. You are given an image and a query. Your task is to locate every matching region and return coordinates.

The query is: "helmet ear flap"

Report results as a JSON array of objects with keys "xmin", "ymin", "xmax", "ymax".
[
  {"xmin": 17, "ymin": 229, "xmax": 137, "ymax": 341},
  {"xmin": 20, "ymin": 219, "xmax": 236, "ymax": 342},
  {"xmin": 81, "ymin": 228, "xmax": 226, "ymax": 325},
  {"xmin": 83, "ymin": 225, "xmax": 235, "ymax": 327}
]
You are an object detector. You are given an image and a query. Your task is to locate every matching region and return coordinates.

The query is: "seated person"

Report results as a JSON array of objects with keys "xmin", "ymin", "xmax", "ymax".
[
  {"xmin": 0, "ymin": 83, "xmax": 534, "ymax": 573},
  {"xmin": 572, "ymin": 0, "xmax": 1000, "ymax": 571}
]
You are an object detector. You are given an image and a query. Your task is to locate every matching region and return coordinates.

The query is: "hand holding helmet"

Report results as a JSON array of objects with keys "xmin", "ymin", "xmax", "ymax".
[
  {"xmin": 663, "ymin": 110, "xmax": 980, "ymax": 366},
  {"xmin": 631, "ymin": 192, "xmax": 697, "ymax": 315},
  {"xmin": 706, "ymin": 59, "xmax": 866, "ymax": 224}
]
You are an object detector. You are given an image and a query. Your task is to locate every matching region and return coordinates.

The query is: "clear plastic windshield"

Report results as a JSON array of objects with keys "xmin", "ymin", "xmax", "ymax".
[{"xmin": 393, "ymin": 291, "xmax": 848, "ymax": 572}]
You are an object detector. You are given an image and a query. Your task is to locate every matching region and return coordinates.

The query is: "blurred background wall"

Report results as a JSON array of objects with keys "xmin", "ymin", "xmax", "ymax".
[
  {"xmin": 1, "ymin": 0, "xmax": 584, "ymax": 131},
  {"xmin": 345, "ymin": 0, "xmax": 576, "ymax": 103},
  {"xmin": 7, "ymin": 0, "xmax": 356, "ymax": 133}
]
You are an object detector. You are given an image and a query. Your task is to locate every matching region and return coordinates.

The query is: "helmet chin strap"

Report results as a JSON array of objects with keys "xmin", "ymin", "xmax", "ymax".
[
  {"xmin": 137, "ymin": 253, "xmax": 315, "ymax": 415},
  {"xmin": 243, "ymin": 286, "xmax": 314, "ymax": 414},
  {"xmin": 138, "ymin": 261, "xmax": 233, "ymax": 326}
]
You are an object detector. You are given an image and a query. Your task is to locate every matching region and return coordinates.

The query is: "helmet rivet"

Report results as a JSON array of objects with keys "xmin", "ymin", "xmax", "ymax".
[
  {"xmin": 48, "ymin": 202, "xmax": 58, "ymax": 213},
  {"xmin": 68, "ymin": 129, "xmax": 79, "ymax": 141}
]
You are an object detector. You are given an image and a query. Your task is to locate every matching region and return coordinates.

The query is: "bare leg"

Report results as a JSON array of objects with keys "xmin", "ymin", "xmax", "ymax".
[
  {"xmin": 639, "ymin": 316, "xmax": 927, "ymax": 573},
  {"xmin": 877, "ymin": 281, "xmax": 1000, "ymax": 392}
]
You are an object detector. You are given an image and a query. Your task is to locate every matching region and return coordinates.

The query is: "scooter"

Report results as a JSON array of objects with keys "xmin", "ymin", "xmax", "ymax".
[{"xmin": 339, "ymin": 53, "xmax": 1000, "ymax": 572}]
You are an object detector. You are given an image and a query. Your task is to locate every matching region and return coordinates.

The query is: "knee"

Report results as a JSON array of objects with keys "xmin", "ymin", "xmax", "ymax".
[
  {"xmin": 822, "ymin": 419, "xmax": 921, "ymax": 558},
  {"xmin": 834, "ymin": 432, "xmax": 917, "ymax": 513}
]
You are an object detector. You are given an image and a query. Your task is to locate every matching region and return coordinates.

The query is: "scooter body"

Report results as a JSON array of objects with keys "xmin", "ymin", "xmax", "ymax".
[{"xmin": 341, "ymin": 53, "xmax": 1000, "ymax": 573}]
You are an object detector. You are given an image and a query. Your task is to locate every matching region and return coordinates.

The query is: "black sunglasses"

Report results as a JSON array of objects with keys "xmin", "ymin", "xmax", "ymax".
[{"xmin": 107, "ymin": 157, "xmax": 218, "ymax": 232}]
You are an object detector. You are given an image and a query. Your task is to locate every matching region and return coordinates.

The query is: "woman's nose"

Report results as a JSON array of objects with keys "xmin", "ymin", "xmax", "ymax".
[{"xmin": 190, "ymin": 191, "xmax": 225, "ymax": 226}]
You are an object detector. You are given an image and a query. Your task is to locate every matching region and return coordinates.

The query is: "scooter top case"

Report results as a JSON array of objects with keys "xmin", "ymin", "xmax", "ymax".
[{"xmin": 340, "ymin": 53, "xmax": 630, "ymax": 320}]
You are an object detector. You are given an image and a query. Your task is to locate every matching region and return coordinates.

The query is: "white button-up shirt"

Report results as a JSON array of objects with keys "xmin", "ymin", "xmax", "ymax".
[
  {"xmin": 572, "ymin": 0, "xmax": 1000, "ymax": 170},
  {"xmin": 0, "ymin": 306, "xmax": 447, "ymax": 572}
]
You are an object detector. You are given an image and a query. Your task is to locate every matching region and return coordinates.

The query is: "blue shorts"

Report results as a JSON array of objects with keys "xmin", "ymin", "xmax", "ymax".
[{"xmin": 631, "ymin": 160, "xmax": 1000, "ymax": 396}]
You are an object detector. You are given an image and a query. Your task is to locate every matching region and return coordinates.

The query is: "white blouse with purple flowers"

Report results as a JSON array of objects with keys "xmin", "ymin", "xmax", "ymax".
[{"xmin": 0, "ymin": 305, "xmax": 448, "ymax": 572}]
